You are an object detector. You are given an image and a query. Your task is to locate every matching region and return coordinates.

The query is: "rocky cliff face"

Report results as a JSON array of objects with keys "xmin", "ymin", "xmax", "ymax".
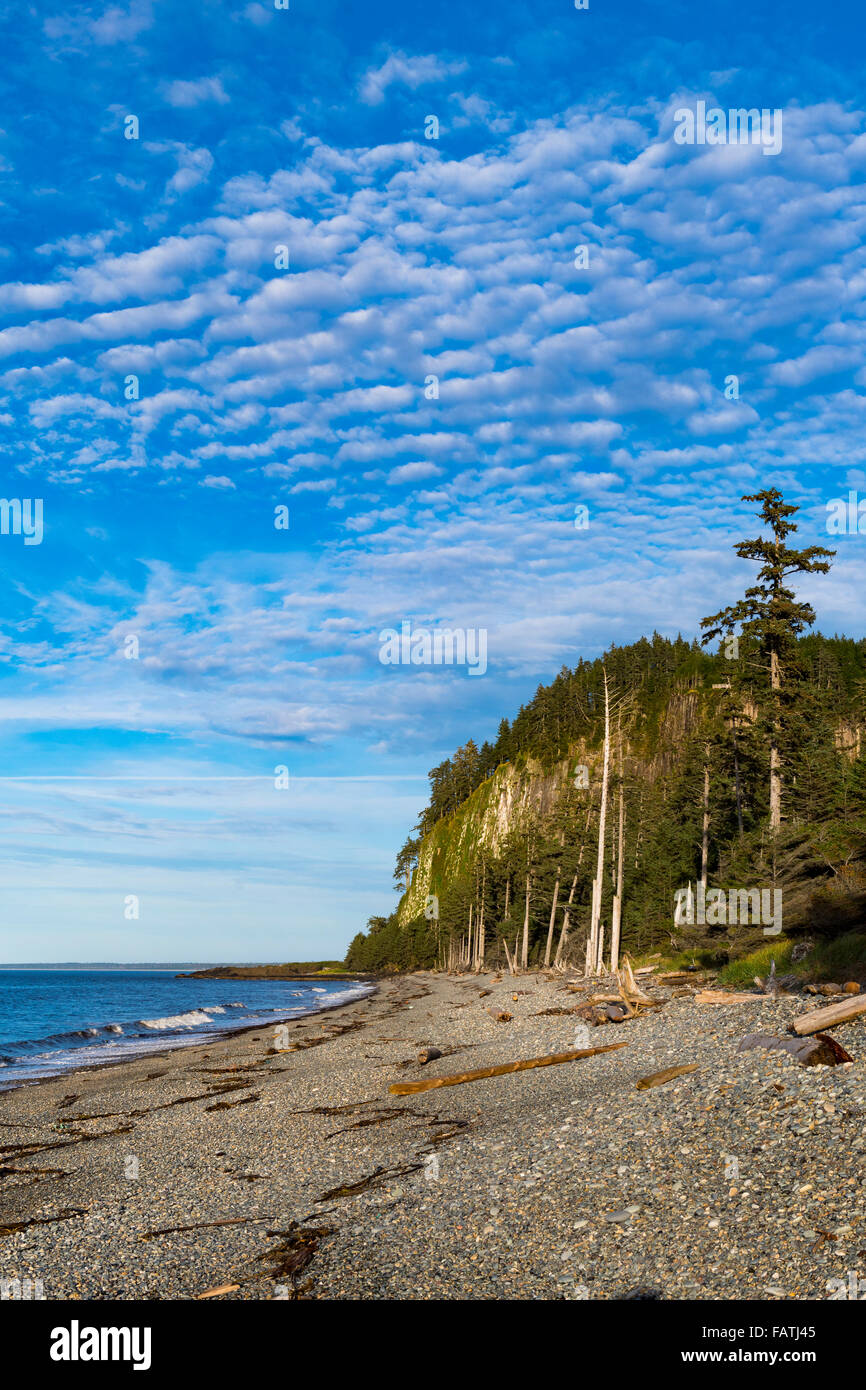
[{"xmin": 397, "ymin": 748, "xmax": 598, "ymax": 925}]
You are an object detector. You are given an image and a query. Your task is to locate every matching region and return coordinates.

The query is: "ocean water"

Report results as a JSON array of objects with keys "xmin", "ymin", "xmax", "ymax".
[{"xmin": 0, "ymin": 969, "xmax": 373, "ymax": 1090}]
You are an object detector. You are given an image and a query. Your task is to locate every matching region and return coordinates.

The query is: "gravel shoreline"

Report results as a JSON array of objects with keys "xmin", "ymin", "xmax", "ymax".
[{"xmin": 0, "ymin": 971, "xmax": 863, "ymax": 1301}]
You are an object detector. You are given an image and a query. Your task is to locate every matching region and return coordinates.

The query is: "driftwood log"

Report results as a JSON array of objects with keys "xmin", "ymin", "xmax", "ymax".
[
  {"xmin": 790, "ymin": 995, "xmax": 866, "ymax": 1036},
  {"xmin": 635, "ymin": 1063, "xmax": 700, "ymax": 1091},
  {"xmin": 389, "ymin": 1041, "xmax": 628, "ymax": 1096},
  {"xmin": 738, "ymin": 1031, "xmax": 853, "ymax": 1067},
  {"xmin": 417, "ymin": 1047, "xmax": 443, "ymax": 1066},
  {"xmin": 694, "ymin": 990, "xmax": 770, "ymax": 1005}
]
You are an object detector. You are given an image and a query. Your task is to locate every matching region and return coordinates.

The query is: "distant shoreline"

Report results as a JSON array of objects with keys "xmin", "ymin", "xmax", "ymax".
[
  {"xmin": 0, "ymin": 962, "xmax": 361, "ymax": 975},
  {"xmin": 0, "ymin": 963, "xmax": 234, "ymax": 972},
  {"xmin": 177, "ymin": 965, "xmax": 371, "ymax": 982}
]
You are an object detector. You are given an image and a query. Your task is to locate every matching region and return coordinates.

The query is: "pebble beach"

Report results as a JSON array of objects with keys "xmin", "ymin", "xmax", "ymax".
[{"xmin": 0, "ymin": 971, "xmax": 863, "ymax": 1301}]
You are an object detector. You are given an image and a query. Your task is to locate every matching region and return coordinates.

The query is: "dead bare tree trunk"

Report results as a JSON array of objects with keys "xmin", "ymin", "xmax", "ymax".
[
  {"xmin": 700, "ymin": 743, "xmax": 710, "ymax": 893},
  {"xmin": 555, "ymin": 802, "xmax": 593, "ymax": 968},
  {"xmin": 586, "ymin": 665, "xmax": 610, "ymax": 974},
  {"xmin": 475, "ymin": 862, "xmax": 486, "ymax": 971},
  {"xmin": 770, "ymin": 648, "xmax": 782, "ymax": 832},
  {"xmin": 543, "ymin": 831, "xmax": 564, "ymax": 968},
  {"xmin": 610, "ymin": 737, "xmax": 625, "ymax": 973},
  {"xmin": 502, "ymin": 936, "xmax": 516, "ymax": 976}
]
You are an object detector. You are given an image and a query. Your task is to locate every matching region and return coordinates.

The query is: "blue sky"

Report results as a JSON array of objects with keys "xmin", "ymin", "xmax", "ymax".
[{"xmin": 1, "ymin": 0, "xmax": 865, "ymax": 961}]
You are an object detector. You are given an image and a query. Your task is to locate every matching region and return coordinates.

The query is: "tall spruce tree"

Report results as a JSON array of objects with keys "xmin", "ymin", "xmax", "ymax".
[{"xmin": 700, "ymin": 489, "xmax": 834, "ymax": 832}]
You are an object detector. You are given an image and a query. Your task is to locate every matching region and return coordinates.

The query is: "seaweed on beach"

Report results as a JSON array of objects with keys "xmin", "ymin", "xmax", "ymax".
[
  {"xmin": 63, "ymin": 1091, "xmax": 226, "ymax": 1122},
  {"xmin": 0, "ymin": 1205, "xmax": 87, "ymax": 1236},
  {"xmin": 0, "ymin": 1164, "xmax": 68, "ymax": 1187},
  {"xmin": 317, "ymin": 1159, "xmax": 424, "ymax": 1201},
  {"xmin": 423, "ymin": 1123, "xmax": 469, "ymax": 1150},
  {"xmin": 0, "ymin": 1122, "xmax": 135, "ymax": 1163},
  {"xmin": 130, "ymin": 1092, "xmax": 217, "ymax": 1116},
  {"xmin": 57, "ymin": 1110, "xmax": 123, "ymax": 1120},
  {"xmin": 255, "ymin": 1220, "xmax": 335, "ymax": 1297},
  {"xmin": 291, "ymin": 1098, "xmax": 382, "ymax": 1117},
  {"xmin": 324, "ymin": 1106, "xmax": 413, "ymax": 1138},
  {"xmin": 204, "ymin": 1092, "xmax": 260, "ymax": 1112},
  {"xmin": 274, "ymin": 1017, "xmax": 368, "ymax": 1054},
  {"xmin": 194, "ymin": 1063, "xmax": 267, "ymax": 1076}
]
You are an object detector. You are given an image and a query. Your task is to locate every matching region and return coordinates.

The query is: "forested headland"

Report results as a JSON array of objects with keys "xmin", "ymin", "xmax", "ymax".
[{"xmin": 346, "ymin": 491, "xmax": 866, "ymax": 975}]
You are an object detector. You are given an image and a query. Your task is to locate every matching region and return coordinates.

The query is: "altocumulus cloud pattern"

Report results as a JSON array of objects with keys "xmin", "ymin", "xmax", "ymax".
[{"xmin": 0, "ymin": 0, "xmax": 864, "ymax": 959}]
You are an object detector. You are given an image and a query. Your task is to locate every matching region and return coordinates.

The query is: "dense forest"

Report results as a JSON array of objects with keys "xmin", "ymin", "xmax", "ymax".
[{"xmin": 346, "ymin": 492, "xmax": 866, "ymax": 973}]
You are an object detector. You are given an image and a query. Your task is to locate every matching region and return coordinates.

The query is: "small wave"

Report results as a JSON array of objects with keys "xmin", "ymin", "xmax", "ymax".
[
  {"xmin": 202, "ymin": 1006, "xmax": 226, "ymax": 1014},
  {"xmin": 105, "ymin": 1024, "xmax": 123, "ymax": 1035},
  {"xmin": 139, "ymin": 1009, "xmax": 215, "ymax": 1031}
]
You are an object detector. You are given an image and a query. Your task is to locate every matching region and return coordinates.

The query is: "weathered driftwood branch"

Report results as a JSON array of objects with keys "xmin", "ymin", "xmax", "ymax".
[
  {"xmin": 790, "ymin": 995, "xmax": 866, "ymax": 1036},
  {"xmin": 635, "ymin": 1063, "xmax": 700, "ymax": 1090},
  {"xmin": 389, "ymin": 1041, "xmax": 628, "ymax": 1096},
  {"xmin": 502, "ymin": 938, "xmax": 516, "ymax": 976},
  {"xmin": 619, "ymin": 955, "xmax": 652, "ymax": 1005}
]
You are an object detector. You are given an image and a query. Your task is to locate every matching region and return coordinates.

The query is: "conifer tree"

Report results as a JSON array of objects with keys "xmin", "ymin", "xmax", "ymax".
[{"xmin": 701, "ymin": 489, "xmax": 834, "ymax": 832}]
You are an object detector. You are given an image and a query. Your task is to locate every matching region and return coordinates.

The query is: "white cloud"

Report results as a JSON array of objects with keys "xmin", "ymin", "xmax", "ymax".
[
  {"xmin": 387, "ymin": 461, "xmax": 443, "ymax": 485},
  {"xmin": 359, "ymin": 51, "xmax": 467, "ymax": 106},
  {"xmin": 163, "ymin": 76, "xmax": 230, "ymax": 109}
]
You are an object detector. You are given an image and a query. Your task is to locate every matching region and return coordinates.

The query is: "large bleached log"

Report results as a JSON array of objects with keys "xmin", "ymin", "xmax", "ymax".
[
  {"xmin": 694, "ymin": 990, "xmax": 770, "ymax": 1004},
  {"xmin": 389, "ymin": 1040, "xmax": 628, "ymax": 1096},
  {"xmin": 790, "ymin": 995, "xmax": 866, "ymax": 1036}
]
